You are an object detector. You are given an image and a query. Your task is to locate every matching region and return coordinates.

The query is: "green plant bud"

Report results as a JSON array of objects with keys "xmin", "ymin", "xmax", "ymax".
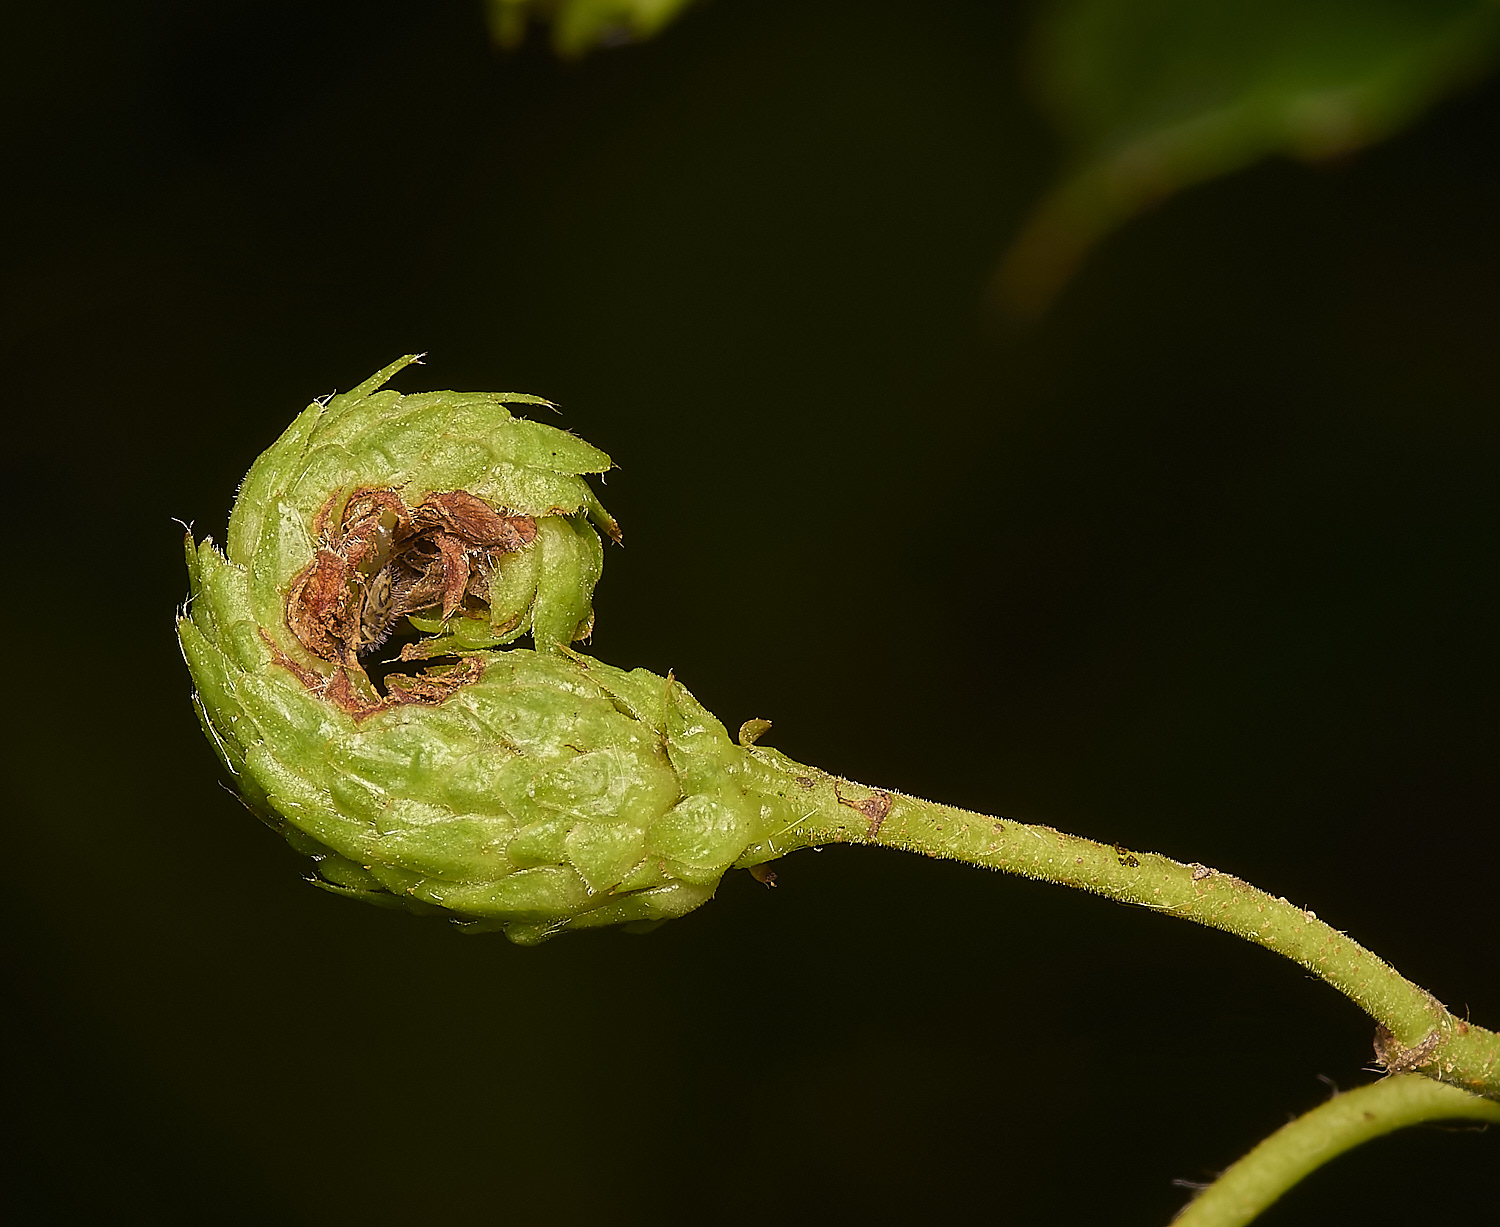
[{"xmin": 179, "ymin": 358, "xmax": 792, "ymax": 942}]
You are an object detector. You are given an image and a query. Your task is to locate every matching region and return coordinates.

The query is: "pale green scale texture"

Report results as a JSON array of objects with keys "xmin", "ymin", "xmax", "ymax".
[{"xmin": 179, "ymin": 358, "xmax": 784, "ymax": 942}]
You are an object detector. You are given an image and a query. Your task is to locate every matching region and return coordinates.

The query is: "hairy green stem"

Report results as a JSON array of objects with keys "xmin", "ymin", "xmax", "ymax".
[
  {"xmin": 736, "ymin": 750, "xmax": 1500, "ymax": 1100},
  {"xmin": 1171, "ymin": 1074, "xmax": 1500, "ymax": 1226}
]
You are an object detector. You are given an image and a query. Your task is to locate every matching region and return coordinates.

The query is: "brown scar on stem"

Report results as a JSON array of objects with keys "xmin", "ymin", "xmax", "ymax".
[
  {"xmin": 835, "ymin": 784, "xmax": 893, "ymax": 838},
  {"xmin": 1373, "ymin": 1024, "xmax": 1442, "ymax": 1074}
]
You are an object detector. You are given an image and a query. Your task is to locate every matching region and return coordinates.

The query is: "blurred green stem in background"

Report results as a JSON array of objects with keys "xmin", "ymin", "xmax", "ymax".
[
  {"xmin": 486, "ymin": 0, "xmax": 1500, "ymax": 314},
  {"xmin": 485, "ymin": 0, "xmax": 698, "ymax": 56},
  {"xmin": 1000, "ymin": 0, "xmax": 1500, "ymax": 315}
]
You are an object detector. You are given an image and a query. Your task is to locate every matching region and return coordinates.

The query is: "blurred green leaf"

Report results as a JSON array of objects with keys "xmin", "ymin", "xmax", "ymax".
[
  {"xmin": 485, "ymin": 0, "xmax": 698, "ymax": 56},
  {"xmin": 1000, "ymin": 0, "xmax": 1500, "ymax": 315}
]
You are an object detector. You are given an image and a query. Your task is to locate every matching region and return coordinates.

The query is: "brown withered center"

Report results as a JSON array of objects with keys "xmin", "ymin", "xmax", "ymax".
[{"xmin": 271, "ymin": 487, "xmax": 537, "ymax": 718}]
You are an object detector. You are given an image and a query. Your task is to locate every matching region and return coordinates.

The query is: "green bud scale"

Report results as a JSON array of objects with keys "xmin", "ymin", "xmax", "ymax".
[{"xmin": 178, "ymin": 357, "xmax": 797, "ymax": 943}]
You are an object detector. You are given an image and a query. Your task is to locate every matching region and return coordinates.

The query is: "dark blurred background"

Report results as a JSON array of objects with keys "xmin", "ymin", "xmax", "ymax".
[{"xmin": 4, "ymin": 1, "xmax": 1497, "ymax": 1222}]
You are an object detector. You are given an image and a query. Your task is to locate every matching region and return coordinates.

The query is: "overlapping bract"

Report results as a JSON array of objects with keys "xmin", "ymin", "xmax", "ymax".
[
  {"xmin": 226, "ymin": 354, "xmax": 617, "ymax": 673},
  {"xmin": 178, "ymin": 358, "xmax": 789, "ymax": 942}
]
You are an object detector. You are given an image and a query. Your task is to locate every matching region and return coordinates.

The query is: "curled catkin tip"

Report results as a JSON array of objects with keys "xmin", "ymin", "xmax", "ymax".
[{"xmin": 179, "ymin": 359, "xmax": 792, "ymax": 943}]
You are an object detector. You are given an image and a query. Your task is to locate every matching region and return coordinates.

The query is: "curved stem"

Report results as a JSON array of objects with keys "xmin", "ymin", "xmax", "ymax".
[
  {"xmin": 737, "ymin": 749, "xmax": 1500, "ymax": 1099},
  {"xmin": 1171, "ymin": 1074, "xmax": 1500, "ymax": 1226}
]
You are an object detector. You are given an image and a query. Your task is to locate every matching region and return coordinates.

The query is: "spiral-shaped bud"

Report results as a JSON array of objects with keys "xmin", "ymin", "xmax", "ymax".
[{"xmin": 178, "ymin": 358, "xmax": 794, "ymax": 942}]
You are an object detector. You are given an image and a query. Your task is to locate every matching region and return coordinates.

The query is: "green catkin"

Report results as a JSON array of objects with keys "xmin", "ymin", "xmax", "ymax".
[
  {"xmin": 179, "ymin": 356, "xmax": 788, "ymax": 944},
  {"xmin": 179, "ymin": 358, "xmax": 1500, "ymax": 1118}
]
